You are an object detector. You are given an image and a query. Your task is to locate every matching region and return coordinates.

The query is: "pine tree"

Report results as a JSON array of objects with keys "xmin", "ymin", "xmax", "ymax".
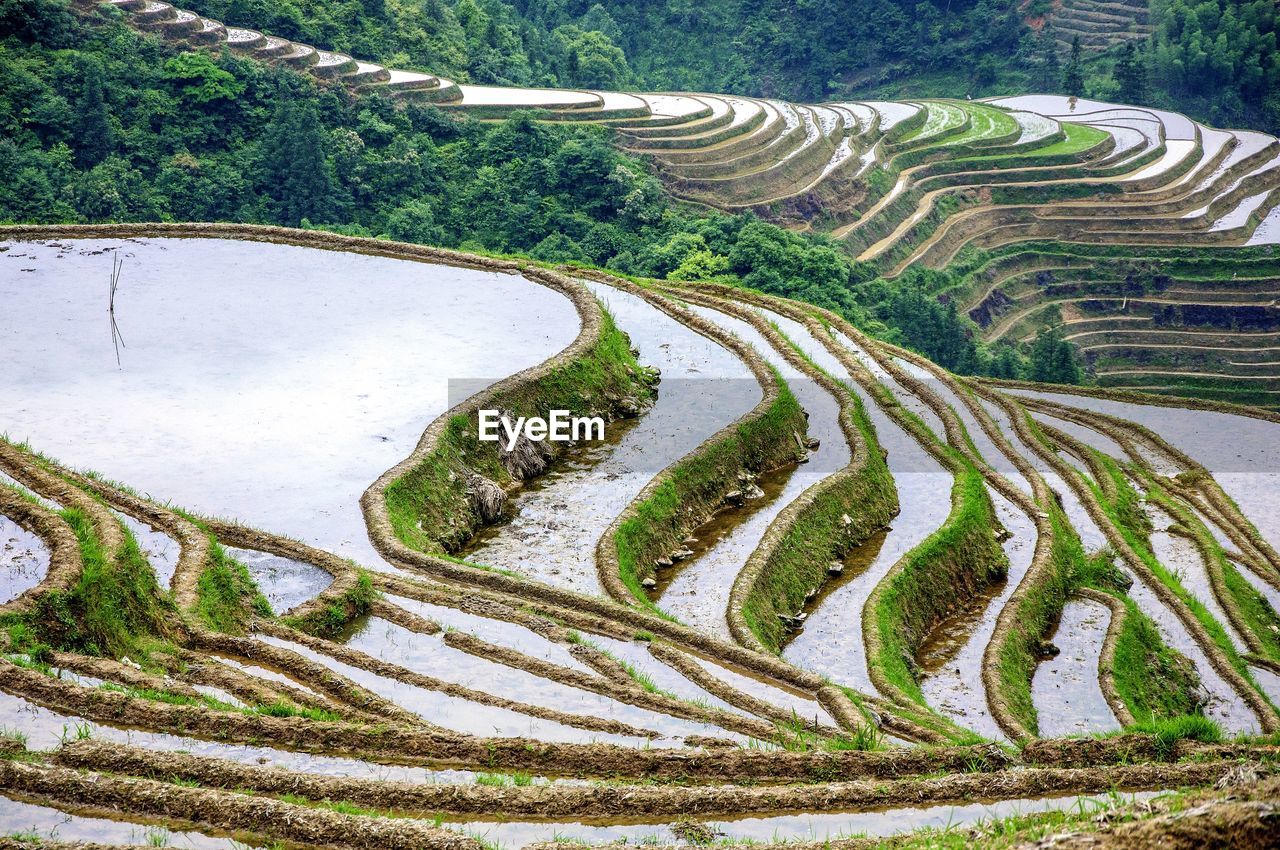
[
  {"xmin": 1029, "ymin": 329, "xmax": 1082, "ymax": 384},
  {"xmin": 1062, "ymin": 35, "xmax": 1085, "ymax": 97},
  {"xmin": 74, "ymin": 59, "xmax": 113, "ymax": 168},
  {"xmin": 1114, "ymin": 40, "xmax": 1149, "ymax": 104},
  {"xmin": 261, "ymin": 102, "xmax": 333, "ymax": 227}
]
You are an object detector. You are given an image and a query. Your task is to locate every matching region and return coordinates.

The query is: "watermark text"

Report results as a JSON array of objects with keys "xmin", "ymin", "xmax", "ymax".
[{"xmin": 478, "ymin": 409, "xmax": 604, "ymax": 450}]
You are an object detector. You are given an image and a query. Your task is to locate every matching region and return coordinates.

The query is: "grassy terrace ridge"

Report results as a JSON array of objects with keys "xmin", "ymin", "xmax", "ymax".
[
  {"xmin": 613, "ymin": 364, "xmax": 807, "ymax": 607},
  {"xmin": 665, "ymin": 287, "xmax": 900, "ymax": 654},
  {"xmin": 735, "ymin": 333, "xmax": 896, "ymax": 654},
  {"xmin": 385, "ymin": 305, "xmax": 656, "ymax": 558},
  {"xmin": 868, "ymin": 459, "xmax": 1006, "ymax": 706}
]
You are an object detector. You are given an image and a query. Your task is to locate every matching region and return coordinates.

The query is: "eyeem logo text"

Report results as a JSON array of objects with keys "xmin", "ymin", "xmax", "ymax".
[{"xmin": 478, "ymin": 410, "xmax": 604, "ymax": 450}]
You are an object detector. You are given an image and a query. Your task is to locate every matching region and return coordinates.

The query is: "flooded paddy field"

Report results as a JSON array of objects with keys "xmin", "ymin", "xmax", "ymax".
[
  {"xmin": 656, "ymin": 302, "xmax": 848, "ymax": 638},
  {"xmin": 1014, "ymin": 389, "xmax": 1280, "ymax": 553},
  {"xmin": 0, "ymin": 238, "xmax": 579, "ymax": 568},
  {"xmin": 449, "ymin": 790, "xmax": 1161, "ymax": 847}
]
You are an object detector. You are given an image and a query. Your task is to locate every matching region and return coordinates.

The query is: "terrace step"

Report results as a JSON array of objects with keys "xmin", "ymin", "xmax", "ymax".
[
  {"xmin": 391, "ymin": 76, "xmax": 462, "ymax": 104},
  {"xmin": 223, "ymin": 26, "xmax": 265, "ymax": 49},
  {"xmin": 155, "ymin": 8, "xmax": 201, "ymax": 36},
  {"xmin": 252, "ymin": 35, "xmax": 294, "ymax": 59},
  {"xmin": 132, "ymin": 0, "xmax": 176, "ymax": 25},
  {"xmin": 277, "ymin": 43, "xmax": 319, "ymax": 68},
  {"xmin": 643, "ymin": 101, "xmax": 790, "ymax": 169},
  {"xmin": 102, "ymin": 0, "xmax": 149, "ymax": 11},
  {"xmin": 620, "ymin": 97, "xmax": 750, "ymax": 148},
  {"xmin": 349, "ymin": 62, "xmax": 391, "ymax": 86},
  {"xmin": 187, "ymin": 17, "xmax": 226, "ymax": 45},
  {"xmin": 620, "ymin": 96, "xmax": 731, "ymax": 138},
  {"xmin": 310, "ymin": 51, "xmax": 359, "ymax": 79}
]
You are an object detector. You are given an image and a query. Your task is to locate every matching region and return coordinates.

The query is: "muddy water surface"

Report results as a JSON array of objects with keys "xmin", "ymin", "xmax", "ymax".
[
  {"xmin": 1124, "ymin": 569, "xmax": 1259, "ymax": 733},
  {"xmin": 255, "ymin": 632, "xmax": 652, "ymax": 746},
  {"xmin": 891, "ymin": 358, "xmax": 1032, "ymax": 496},
  {"xmin": 582, "ymin": 634, "xmax": 753, "ymax": 720},
  {"xmin": 1235, "ymin": 560, "xmax": 1280, "ymax": 613},
  {"xmin": 345, "ymin": 616, "xmax": 744, "ymax": 744},
  {"xmin": 0, "ymin": 514, "xmax": 48, "ymax": 604},
  {"xmin": 0, "ymin": 793, "xmax": 244, "ymax": 849},
  {"xmin": 657, "ymin": 304, "xmax": 848, "ymax": 639},
  {"xmin": 226, "ymin": 547, "xmax": 333, "ymax": 615},
  {"xmin": 111, "ymin": 510, "xmax": 181, "ymax": 589},
  {"xmin": 1031, "ymin": 412, "xmax": 1127, "ymax": 462},
  {"xmin": 980, "ymin": 400, "xmax": 1108, "ymax": 553},
  {"xmin": 462, "ymin": 279, "xmax": 759, "ymax": 595},
  {"xmin": 678, "ymin": 650, "xmax": 836, "ymax": 728},
  {"xmin": 987, "ymin": 401, "xmax": 1259, "ymax": 732},
  {"xmin": 1144, "ymin": 503, "xmax": 1250, "ymax": 654},
  {"xmin": 920, "ymin": 487, "xmax": 1033, "ymax": 741},
  {"xmin": 0, "ymin": 471, "xmax": 61, "ymax": 512},
  {"xmin": 385, "ymin": 594, "xmax": 593, "ymax": 673},
  {"xmin": 1031, "ymin": 598, "xmax": 1121, "ymax": 737},
  {"xmin": 449, "ymin": 791, "xmax": 1160, "ymax": 847},
  {"xmin": 0, "ymin": 686, "xmax": 502, "ymax": 784},
  {"xmin": 0, "ymin": 238, "xmax": 578, "ymax": 570}
]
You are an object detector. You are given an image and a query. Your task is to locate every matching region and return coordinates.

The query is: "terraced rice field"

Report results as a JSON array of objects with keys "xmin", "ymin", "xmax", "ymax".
[
  {"xmin": 4, "ymin": 3, "xmax": 1280, "ymax": 847},
  {"xmin": 1, "ymin": 224, "xmax": 1279, "ymax": 849},
  {"xmin": 1045, "ymin": 0, "xmax": 1154, "ymax": 53}
]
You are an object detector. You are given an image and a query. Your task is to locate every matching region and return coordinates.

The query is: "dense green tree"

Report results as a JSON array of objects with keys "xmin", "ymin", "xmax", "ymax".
[
  {"xmin": 553, "ymin": 25, "xmax": 629, "ymax": 89},
  {"xmin": 577, "ymin": 4, "xmax": 621, "ymax": 43},
  {"xmin": 163, "ymin": 52, "xmax": 245, "ymax": 105},
  {"xmin": 1148, "ymin": 0, "xmax": 1278, "ymax": 130},
  {"xmin": 73, "ymin": 58, "xmax": 112, "ymax": 167},
  {"xmin": 1029, "ymin": 329, "xmax": 1082, "ymax": 384},
  {"xmin": 988, "ymin": 344, "xmax": 1025, "ymax": 380},
  {"xmin": 878, "ymin": 274, "xmax": 979, "ymax": 373},
  {"xmin": 259, "ymin": 101, "xmax": 334, "ymax": 226},
  {"xmin": 1113, "ymin": 40, "xmax": 1148, "ymax": 104},
  {"xmin": 1033, "ymin": 25, "xmax": 1061, "ymax": 91}
]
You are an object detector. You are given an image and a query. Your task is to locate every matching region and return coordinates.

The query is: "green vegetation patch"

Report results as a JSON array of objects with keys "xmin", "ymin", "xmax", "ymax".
[
  {"xmin": 739, "ymin": 334, "xmax": 899, "ymax": 652},
  {"xmin": 27, "ymin": 508, "xmax": 173, "ymax": 660},
  {"xmin": 871, "ymin": 461, "xmax": 1008, "ymax": 705},
  {"xmin": 284, "ymin": 571, "xmax": 378, "ymax": 639},
  {"xmin": 194, "ymin": 539, "xmax": 272, "ymax": 634},
  {"xmin": 993, "ymin": 504, "xmax": 1080, "ymax": 734},
  {"xmin": 1092, "ymin": 457, "xmax": 1275, "ymax": 715}
]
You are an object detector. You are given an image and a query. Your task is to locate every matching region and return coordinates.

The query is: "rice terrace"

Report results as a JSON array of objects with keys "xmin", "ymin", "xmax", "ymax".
[{"xmin": 2, "ymin": 0, "xmax": 1280, "ymax": 846}]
